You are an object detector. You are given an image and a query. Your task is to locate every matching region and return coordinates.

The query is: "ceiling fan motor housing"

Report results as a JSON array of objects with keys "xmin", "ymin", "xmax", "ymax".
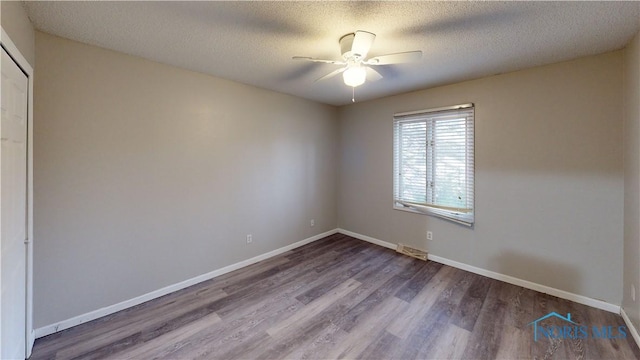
[{"xmin": 293, "ymin": 30, "xmax": 420, "ymax": 92}]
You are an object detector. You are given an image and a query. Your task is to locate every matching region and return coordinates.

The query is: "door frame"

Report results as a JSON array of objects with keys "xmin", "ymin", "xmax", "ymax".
[{"xmin": 1, "ymin": 28, "xmax": 35, "ymax": 358}]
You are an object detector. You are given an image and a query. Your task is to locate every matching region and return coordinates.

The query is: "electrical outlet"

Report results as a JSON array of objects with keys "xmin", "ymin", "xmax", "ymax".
[
  {"xmin": 426, "ymin": 231, "xmax": 433, "ymax": 241},
  {"xmin": 246, "ymin": 234, "xmax": 253, "ymax": 244},
  {"xmin": 632, "ymin": 284, "xmax": 636, "ymax": 302},
  {"xmin": 310, "ymin": 219, "xmax": 315, "ymax": 227}
]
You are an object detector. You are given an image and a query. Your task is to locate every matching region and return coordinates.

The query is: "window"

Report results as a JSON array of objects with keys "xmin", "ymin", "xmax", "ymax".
[{"xmin": 393, "ymin": 104, "xmax": 474, "ymax": 226}]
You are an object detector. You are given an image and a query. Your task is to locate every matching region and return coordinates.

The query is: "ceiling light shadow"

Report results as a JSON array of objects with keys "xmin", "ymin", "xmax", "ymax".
[{"xmin": 398, "ymin": 7, "xmax": 525, "ymax": 36}]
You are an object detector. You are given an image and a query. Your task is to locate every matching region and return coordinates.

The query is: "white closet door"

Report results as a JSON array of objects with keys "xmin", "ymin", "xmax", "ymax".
[{"xmin": 1, "ymin": 47, "xmax": 28, "ymax": 360}]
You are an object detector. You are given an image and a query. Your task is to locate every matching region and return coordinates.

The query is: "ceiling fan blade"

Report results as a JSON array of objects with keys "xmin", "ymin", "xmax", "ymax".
[
  {"xmin": 315, "ymin": 67, "xmax": 346, "ymax": 82},
  {"xmin": 365, "ymin": 51, "xmax": 423, "ymax": 65},
  {"xmin": 292, "ymin": 56, "xmax": 345, "ymax": 65},
  {"xmin": 351, "ymin": 31, "xmax": 376, "ymax": 59},
  {"xmin": 366, "ymin": 66, "xmax": 383, "ymax": 81}
]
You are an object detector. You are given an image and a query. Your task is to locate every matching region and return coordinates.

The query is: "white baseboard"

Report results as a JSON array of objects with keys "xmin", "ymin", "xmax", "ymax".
[
  {"xmin": 426, "ymin": 254, "xmax": 620, "ymax": 313},
  {"xmin": 35, "ymin": 229, "xmax": 338, "ymax": 338},
  {"xmin": 621, "ymin": 307, "xmax": 640, "ymax": 348},
  {"xmin": 27, "ymin": 329, "xmax": 35, "ymax": 358},
  {"xmin": 337, "ymin": 228, "xmax": 621, "ymax": 314},
  {"xmin": 36, "ymin": 227, "xmax": 623, "ymax": 339},
  {"xmin": 338, "ymin": 229, "xmax": 396, "ymax": 250}
]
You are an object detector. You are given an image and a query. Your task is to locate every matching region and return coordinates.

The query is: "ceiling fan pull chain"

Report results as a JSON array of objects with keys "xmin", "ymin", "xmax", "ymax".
[{"xmin": 352, "ymin": 87, "xmax": 355, "ymax": 103}]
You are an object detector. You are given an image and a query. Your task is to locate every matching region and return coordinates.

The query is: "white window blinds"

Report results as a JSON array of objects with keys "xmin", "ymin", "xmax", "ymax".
[{"xmin": 393, "ymin": 104, "xmax": 475, "ymax": 226}]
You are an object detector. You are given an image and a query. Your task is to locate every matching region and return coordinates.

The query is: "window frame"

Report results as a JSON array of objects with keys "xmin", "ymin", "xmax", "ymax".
[{"xmin": 393, "ymin": 103, "xmax": 475, "ymax": 226}]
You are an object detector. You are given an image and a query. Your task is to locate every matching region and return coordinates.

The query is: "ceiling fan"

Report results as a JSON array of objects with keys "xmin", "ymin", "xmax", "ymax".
[{"xmin": 293, "ymin": 30, "xmax": 422, "ymax": 89}]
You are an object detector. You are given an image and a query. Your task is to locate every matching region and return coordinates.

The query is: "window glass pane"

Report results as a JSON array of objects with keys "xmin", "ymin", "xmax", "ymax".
[
  {"xmin": 393, "ymin": 105, "xmax": 474, "ymax": 225},
  {"xmin": 433, "ymin": 118, "xmax": 467, "ymax": 208},
  {"xmin": 399, "ymin": 122, "xmax": 426, "ymax": 202}
]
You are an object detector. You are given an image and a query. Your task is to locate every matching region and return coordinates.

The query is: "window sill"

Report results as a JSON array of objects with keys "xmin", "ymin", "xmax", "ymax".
[{"xmin": 393, "ymin": 202, "xmax": 474, "ymax": 227}]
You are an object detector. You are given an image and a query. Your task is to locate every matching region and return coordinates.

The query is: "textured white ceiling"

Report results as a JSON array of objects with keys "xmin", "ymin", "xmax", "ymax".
[{"xmin": 24, "ymin": 1, "xmax": 640, "ymax": 106}]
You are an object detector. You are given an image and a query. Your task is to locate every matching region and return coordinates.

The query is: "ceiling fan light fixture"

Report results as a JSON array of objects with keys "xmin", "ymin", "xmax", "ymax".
[
  {"xmin": 343, "ymin": 66, "xmax": 366, "ymax": 87},
  {"xmin": 293, "ymin": 30, "xmax": 421, "ymax": 95}
]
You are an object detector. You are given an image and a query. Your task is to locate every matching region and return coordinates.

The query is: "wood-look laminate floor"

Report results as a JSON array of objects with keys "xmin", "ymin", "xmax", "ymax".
[{"xmin": 30, "ymin": 234, "xmax": 640, "ymax": 360}]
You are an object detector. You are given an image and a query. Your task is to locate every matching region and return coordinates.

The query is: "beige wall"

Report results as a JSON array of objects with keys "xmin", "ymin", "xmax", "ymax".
[
  {"xmin": 1, "ymin": 1, "xmax": 35, "ymax": 67},
  {"xmin": 623, "ymin": 31, "xmax": 640, "ymax": 331},
  {"xmin": 338, "ymin": 51, "xmax": 624, "ymax": 304},
  {"xmin": 33, "ymin": 32, "xmax": 338, "ymax": 327},
  {"xmin": 31, "ymin": 25, "xmax": 634, "ymax": 330}
]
